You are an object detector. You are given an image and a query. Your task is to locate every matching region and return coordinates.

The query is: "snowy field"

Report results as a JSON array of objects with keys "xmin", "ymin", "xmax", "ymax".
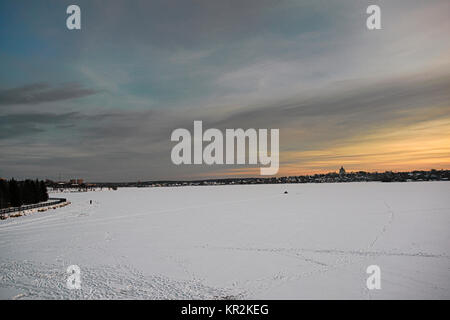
[{"xmin": 1, "ymin": 182, "xmax": 449, "ymax": 299}]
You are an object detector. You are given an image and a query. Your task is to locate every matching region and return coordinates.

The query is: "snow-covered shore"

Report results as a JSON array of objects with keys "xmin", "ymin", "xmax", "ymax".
[{"xmin": 0, "ymin": 182, "xmax": 449, "ymax": 299}]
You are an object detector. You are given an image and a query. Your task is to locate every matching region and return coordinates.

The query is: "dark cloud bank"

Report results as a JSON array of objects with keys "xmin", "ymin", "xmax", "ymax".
[{"xmin": 0, "ymin": 83, "xmax": 98, "ymax": 105}]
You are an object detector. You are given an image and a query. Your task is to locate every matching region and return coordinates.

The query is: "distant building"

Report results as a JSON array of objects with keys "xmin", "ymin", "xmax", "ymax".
[
  {"xmin": 69, "ymin": 179, "xmax": 84, "ymax": 185},
  {"xmin": 339, "ymin": 166, "xmax": 346, "ymax": 176}
]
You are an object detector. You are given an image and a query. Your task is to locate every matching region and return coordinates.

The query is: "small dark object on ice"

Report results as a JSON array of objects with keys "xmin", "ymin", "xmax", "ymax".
[
  {"xmin": 90, "ymin": 200, "xmax": 92, "ymax": 204},
  {"xmin": 284, "ymin": 191, "xmax": 288, "ymax": 194}
]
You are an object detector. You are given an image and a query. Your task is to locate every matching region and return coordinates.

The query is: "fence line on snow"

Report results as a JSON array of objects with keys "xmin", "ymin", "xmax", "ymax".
[{"xmin": 0, "ymin": 198, "xmax": 67, "ymax": 215}]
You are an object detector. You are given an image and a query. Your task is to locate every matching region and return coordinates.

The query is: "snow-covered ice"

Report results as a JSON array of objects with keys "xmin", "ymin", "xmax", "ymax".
[{"xmin": 1, "ymin": 182, "xmax": 449, "ymax": 299}]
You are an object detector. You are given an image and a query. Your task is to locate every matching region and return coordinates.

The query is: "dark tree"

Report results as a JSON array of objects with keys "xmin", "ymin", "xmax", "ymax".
[
  {"xmin": 39, "ymin": 181, "xmax": 49, "ymax": 202},
  {"xmin": 32, "ymin": 180, "xmax": 40, "ymax": 203},
  {"xmin": 8, "ymin": 179, "xmax": 21, "ymax": 207},
  {"xmin": 22, "ymin": 180, "xmax": 33, "ymax": 205},
  {"xmin": 0, "ymin": 179, "xmax": 10, "ymax": 208}
]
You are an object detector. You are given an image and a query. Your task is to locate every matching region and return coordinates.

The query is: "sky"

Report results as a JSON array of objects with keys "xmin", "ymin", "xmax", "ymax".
[{"xmin": 0, "ymin": 0, "xmax": 449, "ymax": 182}]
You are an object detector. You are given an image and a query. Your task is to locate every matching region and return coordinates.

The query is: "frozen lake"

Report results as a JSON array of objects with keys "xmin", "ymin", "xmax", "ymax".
[{"xmin": 1, "ymin": 182, "xmax": 449, "ymax": 299}]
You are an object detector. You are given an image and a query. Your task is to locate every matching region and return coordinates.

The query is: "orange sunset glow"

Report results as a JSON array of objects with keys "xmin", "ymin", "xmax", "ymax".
[{"xmin": 201, "ymin": 114, "xmax": 450, "ymax": 178}]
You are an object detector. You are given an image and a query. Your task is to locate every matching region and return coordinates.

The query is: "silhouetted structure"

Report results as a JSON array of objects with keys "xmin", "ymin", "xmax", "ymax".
[{"xmin": 43, "ymin": 168, "xmax": 449, "ymax": 189}]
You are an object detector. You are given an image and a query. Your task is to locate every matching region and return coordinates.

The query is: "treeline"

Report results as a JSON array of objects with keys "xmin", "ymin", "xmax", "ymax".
[{"xmin": 0, "ymin": 179, "xmax": 49, "ymax": 209}]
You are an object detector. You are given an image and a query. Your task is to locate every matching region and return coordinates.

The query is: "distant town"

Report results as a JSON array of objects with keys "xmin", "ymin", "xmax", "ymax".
[{"xmin": 42, "ymin": 167, "xmax": 450, "ymax": 191}]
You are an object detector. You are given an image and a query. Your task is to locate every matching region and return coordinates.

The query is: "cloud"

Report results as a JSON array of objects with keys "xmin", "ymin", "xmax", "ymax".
[
  {"xmin": 1, "ymin": 64, "xmax": 449, "ymax": 181},
  {"xmin": 0, "ymin": 83, "xmax": 99, "ymax": 105},
  {"xmin": 0, "ymin": 112, "xmax": 80, "ymax": 139},
  {"xmin": 207, "ymin": 66, "xmax": 450, "ymax": 135},
  {"xmin": 3, "ymin": 65, "xmax": 449, "ymax": 180}
]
